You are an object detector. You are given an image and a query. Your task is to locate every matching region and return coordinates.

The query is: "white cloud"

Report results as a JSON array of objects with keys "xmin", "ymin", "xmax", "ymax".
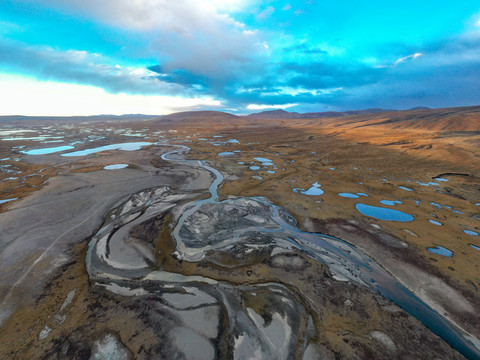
[
  {"xmin": 476, "ymin": 18, "xmax": 480, "ymax": 27},
  {"xmin": 247, "ymin": 103, "xmax": 297, "ymax": 110},
  {"xmin": 21, "ymin": 0, "xmax": 264, "ymax": 78},
  {"xmin": 209, "ymin": 0, "xmax": 256, "ymax": 12},
  {"xmin": 31, "ymin": 0, "xmax": 250, "ymax": 33},
  {"xmin": 243, "ymin": 29, "xmax": 257, "ymax": 36},
  {"xmin": 242, "ymin": 86, "xmax": 343, "ymax": 98},
  {"xmin": 0, "ymin": 40, "xmax": 185, "ymax": 95},
  {"xmin": 0, "ymin": 73, "xmax": 221, "ymax": 116},
  {"xmin": 257, "ymin": 6, "xmax": 275, "ymax": 19},
  {"xmin": 282, "ymin": 4, "xmax": 292, "ymax": 11},
  {"xmin": 0, "ymin": 20, "xmax": 23, "ymax": 35},
  {"xmin": 394, "ymin": 52, "xmax": 422, "ymax": 65}
]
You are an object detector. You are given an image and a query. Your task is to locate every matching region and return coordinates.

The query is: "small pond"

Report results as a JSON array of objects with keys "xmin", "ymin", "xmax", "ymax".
[{"xmin": 355, "ymin": 203, "xmax": 414, "ymax": 222}]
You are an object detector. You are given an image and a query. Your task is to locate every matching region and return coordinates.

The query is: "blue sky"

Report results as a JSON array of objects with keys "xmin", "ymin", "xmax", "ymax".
[{"xmin": 1, "ymin": 0, "xmax": 480, "ymax": 115}]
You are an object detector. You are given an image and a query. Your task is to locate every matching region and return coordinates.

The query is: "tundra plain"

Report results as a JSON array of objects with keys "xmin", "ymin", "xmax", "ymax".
[{"xmin": 0, "ymin": 106, "xmax": 479, "ymax": 359}]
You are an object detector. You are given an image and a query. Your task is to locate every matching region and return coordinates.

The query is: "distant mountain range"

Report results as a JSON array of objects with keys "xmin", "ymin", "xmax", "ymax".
[
  {"xmin": 0, "ymin": 114, "xmax": 159, "ymax": 122},
  {"xmin": 5, "ymin": 105, "xmax": 480, "ymax": 134},
  {"xmin": 158, "ymin": 111, "xmax": 239, "ymax": 122},
  {"xmin": 244, "ymin": 107, "xmax": 430, "ymax": 119},
  {"xmin": 149, "ymin": 105, "xmax": 480, "ymax": 132},
  {"xmin": 0, "ymin": 107, "xmax": 432, "ymax": 122}
]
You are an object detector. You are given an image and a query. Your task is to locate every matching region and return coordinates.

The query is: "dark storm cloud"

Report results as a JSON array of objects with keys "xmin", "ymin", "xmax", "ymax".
[
  {"xmin": 281, "ymin": 61, "xmax": 386, "ymax": 89},
  {"xmin": 216, "ymin": 32, "xmax": 480, "ymax": 110}
]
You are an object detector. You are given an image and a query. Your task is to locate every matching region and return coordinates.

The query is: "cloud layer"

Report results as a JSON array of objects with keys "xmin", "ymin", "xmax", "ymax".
[
  {"xmin": 1, "ymin": 0, "xmax": 480, "ymax": 113},
  {"xmin": 0, "ymin": 39, "xmax": 186, "ymax": 96}
]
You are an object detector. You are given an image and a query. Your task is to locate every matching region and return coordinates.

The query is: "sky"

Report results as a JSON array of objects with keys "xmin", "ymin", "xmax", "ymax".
[{"xmin": 1, "ymin": 0, "xmax": 480, "ymax": 115}]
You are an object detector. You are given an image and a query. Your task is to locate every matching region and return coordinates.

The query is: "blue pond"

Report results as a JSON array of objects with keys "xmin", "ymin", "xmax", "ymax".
[
  {"xmin": 253, "ymin": 157, "xmax": 271, "ymax": 163},
  {"xmin": 301, "ymin": 187, "xmax": 324, "ymax": 196},
  {"xmin": 22, "ymin": 145, "xmax": 74, "ymax": 155},
  {"xmin": 379, "ymin": 200, "xmax": 402, "ymax": 206},
  {"xmin": 0, "ymin": 197, "xmax": 18, "ymax": 204},
  {"xmin": 62, "ymin": 142, "xmax": 152, "ymax": 157},
  {"xmin": 398, "ymin": 186, "xmax": 413, "ymax": 192},
  {"xmin": 253, "ymin": 157, "xmax": 274, "ymax": 166},
  {"xmin": 431, "ymin": 202, "xmax": 442, "ymax": 209},
  {"xmin": 428, "ymin": 246, "xmax": 453, "ymax": 257},
  {"xmin": 417, "ymin": 181, "xmax": 440, "ymax": 186},
  {"xmin": 355, "ymin": 203, "xmax": 414, "ymax": 222},
  {"xmin": 463, "ymin": 230, "xmax": 479, "ymax": 236},
  {"xmin": 471, "ymin": 245, "xmax": 480, "ymax": 251},
  {"xmin": 434, "ymin": 177, "xmax": 449, "ymax": 182},
  {"xmin": 104, "ymin": 164, "xmax": 128, "ymax": 170},
  {"xmin": 249, "ymin": 166, "xmax": 261, "ymax": 171},
  {"xmin": 218, "ymin": 152, "xmax": 234, "ymax": 156},
  {"xmin": 429, "ymin": 220, "xmax": 443, "ymax": 226},
  {"xmin": 293, "ymin": 182, "xmax": 324, "ymax": 196},
  {"xmin": 42, "ymin": 140, "xmax": 64, "ymax": 144},
  {"xmin": 338, "ymin": 193, "xmax": 360, "ymax": 199}
]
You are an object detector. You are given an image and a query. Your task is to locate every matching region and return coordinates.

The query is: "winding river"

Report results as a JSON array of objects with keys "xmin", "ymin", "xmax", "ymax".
[{"xmin": 89, "ymin": 144, "xmax": 480, "ymax": 359}]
